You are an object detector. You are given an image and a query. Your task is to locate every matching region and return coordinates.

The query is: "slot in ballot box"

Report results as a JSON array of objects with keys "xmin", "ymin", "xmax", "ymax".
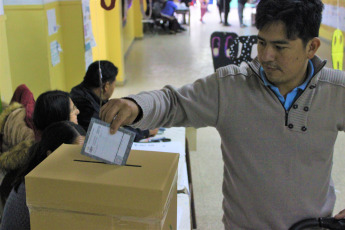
[{"xmin": 25, "ymin": 144, "xmax": 179, "ymax": 230}]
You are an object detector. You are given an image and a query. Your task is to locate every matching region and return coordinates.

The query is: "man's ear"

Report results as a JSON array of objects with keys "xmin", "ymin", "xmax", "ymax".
[
  {"xmin": 307, "ymin": 37, "xmax": 321, "ymax": 59},
  {"xmin": 103, "ymin": 82, "xmax": 109, "ymax": 93}
]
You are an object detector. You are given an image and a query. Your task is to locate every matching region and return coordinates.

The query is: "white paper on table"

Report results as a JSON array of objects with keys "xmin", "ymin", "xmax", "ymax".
[
  {"xmin": 46, "ymin": 9, "xmax": 57, "ymax": 35},
  {"xmin": 132, "ymin": 141, "xmax": 185, "ymax": 158}
]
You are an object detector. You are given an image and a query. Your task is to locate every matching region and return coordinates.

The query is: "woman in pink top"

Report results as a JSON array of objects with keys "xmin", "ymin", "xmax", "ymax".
[{"xmin": 199, "ymin": 0, "xmax": 208, "ymax": 23}]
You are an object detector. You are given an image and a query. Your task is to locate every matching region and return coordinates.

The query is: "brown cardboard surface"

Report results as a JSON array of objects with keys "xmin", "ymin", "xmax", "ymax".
[
  {"xmin": 28, "ymin": 184, "xmax": 177, "ymax": 230},
  {"xmin": 25, "ymin": 144, "xmax": 178, "ymax": 229}
]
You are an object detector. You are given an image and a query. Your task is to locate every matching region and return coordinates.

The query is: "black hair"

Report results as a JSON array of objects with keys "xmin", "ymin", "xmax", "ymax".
[
  {"xmin": 255, "ymin": 0, "xmax": 324, "ymax": 46},
  {"xmin": 13, "ymin": 121, "xmax": 85, "ymax": 190},
  {"xmin": 33, "ymin": 90, "xmax": 71, "ymax": 131},
  {"xmin": 83, "ymin": 60, "xmax": 118, "ymax": 88}
]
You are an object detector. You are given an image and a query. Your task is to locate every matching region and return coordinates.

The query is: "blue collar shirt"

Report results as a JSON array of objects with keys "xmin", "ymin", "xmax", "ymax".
[{"xmin": 259, "ymin": 60, "xmax": 314, "ymax": 111}]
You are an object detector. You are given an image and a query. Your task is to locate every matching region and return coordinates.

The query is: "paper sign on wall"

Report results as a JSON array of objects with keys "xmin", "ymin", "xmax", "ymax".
[
  {"xmin": 50, "ymin": 40, "xmax": 62, "ymax": 66},
  {"xmin": 46, "ymin": 9, "xmax": 57, "ymax": 36},
  {"xmin": 82, "ymin": 0, "xmax": 96, "ymax": 70},
  {"xmin": 0, "ymin": 0, "xmax": 4, "ymax": 15}
]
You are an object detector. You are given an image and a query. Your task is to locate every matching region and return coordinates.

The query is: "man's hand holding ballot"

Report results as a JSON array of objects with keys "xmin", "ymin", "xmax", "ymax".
[{"xmin": 100, "ymin": 98, "xmax": 140, "ymax": 134}]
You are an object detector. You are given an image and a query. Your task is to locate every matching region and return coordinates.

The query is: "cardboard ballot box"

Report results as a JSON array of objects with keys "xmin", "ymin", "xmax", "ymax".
[{"xmin": 25, "ymin": 144, "xmax": 179, "ymax": 230}]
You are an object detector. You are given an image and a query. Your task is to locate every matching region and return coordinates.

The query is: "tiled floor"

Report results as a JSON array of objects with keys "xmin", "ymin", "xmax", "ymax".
[{"xmin": 115, "ymin": 3, "xmax": 345, "ymax": 229}]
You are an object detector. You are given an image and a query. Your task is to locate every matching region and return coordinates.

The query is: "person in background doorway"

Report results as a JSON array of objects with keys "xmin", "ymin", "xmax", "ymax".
[
  {"xmin": 238, "ymin": 0, "xmax": 248, "ymax": 27},
  {"xmin": 217, "ymin": 0, "xmax": 223, "ymax": 23},
  {"xmin": 70, "ymin": 60, "xmax": 158, "ymax": 141},
  {"xmin": 199, "ymin": 0, "xmax": 208, "ymax": 23},
  {"xmin": 222, "ymin": 0, "xmax": 232, "ymax": 26},
  {"xmin": 0, "ymin": 121, "xmax": 86, "ymax": 230}
]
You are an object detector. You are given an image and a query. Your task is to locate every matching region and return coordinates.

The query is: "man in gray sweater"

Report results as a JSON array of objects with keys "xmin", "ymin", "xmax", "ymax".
[{"xmin": 100, "ymin": 0, "xmax": 345, "ymax": 229}]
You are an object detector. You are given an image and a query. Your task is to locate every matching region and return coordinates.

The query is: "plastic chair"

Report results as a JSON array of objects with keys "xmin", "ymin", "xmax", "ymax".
[{"xmin": 210, "ymin": 31, "xmax": 258, "ymax": 71}]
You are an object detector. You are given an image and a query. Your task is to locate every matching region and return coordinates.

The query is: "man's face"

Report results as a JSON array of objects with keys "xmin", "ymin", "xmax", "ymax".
[
  {"xmin": 257, "ymin": 21, "xmax": 310, "ymax": 96},
  {"xmin": 103, "ymin": 80, "xmax": 116, "ymax": 100}
]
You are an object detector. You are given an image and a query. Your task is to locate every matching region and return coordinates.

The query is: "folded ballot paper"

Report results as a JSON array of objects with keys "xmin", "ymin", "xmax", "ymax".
[{"xmin": 81, "ymin": 118, "xmax": 136, "ymax": 165}]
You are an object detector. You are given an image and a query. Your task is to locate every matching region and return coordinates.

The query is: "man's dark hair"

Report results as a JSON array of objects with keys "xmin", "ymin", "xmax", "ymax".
[
  {"xmin": 83, "ymin": 60, "xmax": 118, "ymax": 88},
  {"xmin": 255, "ymin": 0, "xmax": 324, "ymax": 46},
  {"xmin": 33, "ymin": 90, "xmax": 71, "ymax": 131}
]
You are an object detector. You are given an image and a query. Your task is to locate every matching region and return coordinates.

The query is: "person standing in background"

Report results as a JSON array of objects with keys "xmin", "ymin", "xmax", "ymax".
[
  {"xmin": 238, "ymin": 0, "xmax": 247, "ymax": 27},
  {"xmin": 199, "ymin": 0, "xmax": 208, "ymax": 23},
  {"xmin": 217, "ymin": 0, "xmax": 223, "ymax": 23},
  {"xmin": 160, "ymin": 0, "xmax": 186, "ymax": 33},
  {"xmin": 180, "ymin": 0, "xmax": 192, "ymax": 7},
  {"xmin": 223, "ymin": 0, "xmax": 232, "ymax": 26}
]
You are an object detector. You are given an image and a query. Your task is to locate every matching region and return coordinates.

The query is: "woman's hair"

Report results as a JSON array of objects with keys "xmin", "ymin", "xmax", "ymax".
[
  {"xmin": 33, "ymin": 90, "xmax": 72, "ymax": 131},
  {"xmin": 13, "ymin": 121, "xmax": 86, "ymax": 190},
  {"xmin": 83, "ymin": 60, "xmax": 118, "ymax": 88}
]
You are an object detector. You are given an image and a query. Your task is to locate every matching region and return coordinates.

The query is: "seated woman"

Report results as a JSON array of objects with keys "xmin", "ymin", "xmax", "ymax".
[
  {"xmin": 0, "ymin": 90, "xmax": 81, "ymax": 213},
  {"xmin": 33, "ymin": 90, "xmax": 80, "ymax": 141},
  {"xmin": 160, "ymin": 0, "xmax": 186, "ymax": 33},
  {"xmin": 0, "ymin": 121, "xmax": 85, "ymax": 230},
  {"xmin": 70, "ymin": 60, "xmax": 158, "ymax": 142}
]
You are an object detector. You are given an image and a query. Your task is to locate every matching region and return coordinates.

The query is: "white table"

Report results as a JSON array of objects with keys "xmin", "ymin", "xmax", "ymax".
[{"xmin": 132, "ymin": 127, "xmax": 195, "ymax": 229}]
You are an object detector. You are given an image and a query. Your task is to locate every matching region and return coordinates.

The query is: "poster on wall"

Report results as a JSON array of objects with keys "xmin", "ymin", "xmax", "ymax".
[
  {"xmin": 47, "ymin": 9, "xmax": 58, "ymax": 36},
  {"xmin": 50, "ymin": 40, "xmax": 61, "ymax": 67},
  {"xmin": 82, "ymin": 0, "xmax": 96, "ymax": 70},
  {"xmin": 322, "ymin": 4, "xmax": 345, "ymax": 32},
  {"xmin": 0, "ymin": 0, "xmax": 4, "ymax": 16}
]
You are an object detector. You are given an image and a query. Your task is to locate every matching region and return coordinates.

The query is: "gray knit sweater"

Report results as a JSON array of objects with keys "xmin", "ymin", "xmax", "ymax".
[{"xmin": 128, "ymin": 55, "xmax": 345, "ymax": 229}]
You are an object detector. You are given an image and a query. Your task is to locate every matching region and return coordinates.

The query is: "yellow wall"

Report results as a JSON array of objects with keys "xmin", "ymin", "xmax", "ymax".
[
  {"xmin": 46, "ymin": 2, "xmax": 67, "ymax": 91},
  {"xmin": 90, "ymin": 0, "xmax": 126, "ymax": 84},
  {"xmin": 59, "ymin": 1, "xmax": 85, "ymax": 91},
  {"xmin": 133, "ymin": 0, "xmax": 144, "ymax": 39},
  {"xmin": 90, "ymin": 0, "xmax": 143, "ymax": 85},
  {"xmin": 123, "ymin": 3, "xmax": 135, "ymax": 53},
  {"xmin": 0, "ymin": 14, "xmax": 13, "ymax": 102},
  {"xmin": 4, "ymin": 1, "xmax": 86, "ymax": 97},
  {"xmin": 5, "ymin": 4, "xmax": 52, "ymax": 98},
  {"xmin": 3, "ymin": 0, "xmax": 144, "ymax": 98}
]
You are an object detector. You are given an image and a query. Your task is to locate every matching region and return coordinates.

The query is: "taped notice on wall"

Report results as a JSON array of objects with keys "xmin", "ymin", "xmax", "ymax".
[{"xmin": 0, "ymin": 0, "xmax": 4, "ymax": 15}]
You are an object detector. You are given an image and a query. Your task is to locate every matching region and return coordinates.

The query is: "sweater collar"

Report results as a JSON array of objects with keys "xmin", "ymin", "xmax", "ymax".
[{"xmin": 249, "ymin": 55, "xmax": 327, "ymax": 83}]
